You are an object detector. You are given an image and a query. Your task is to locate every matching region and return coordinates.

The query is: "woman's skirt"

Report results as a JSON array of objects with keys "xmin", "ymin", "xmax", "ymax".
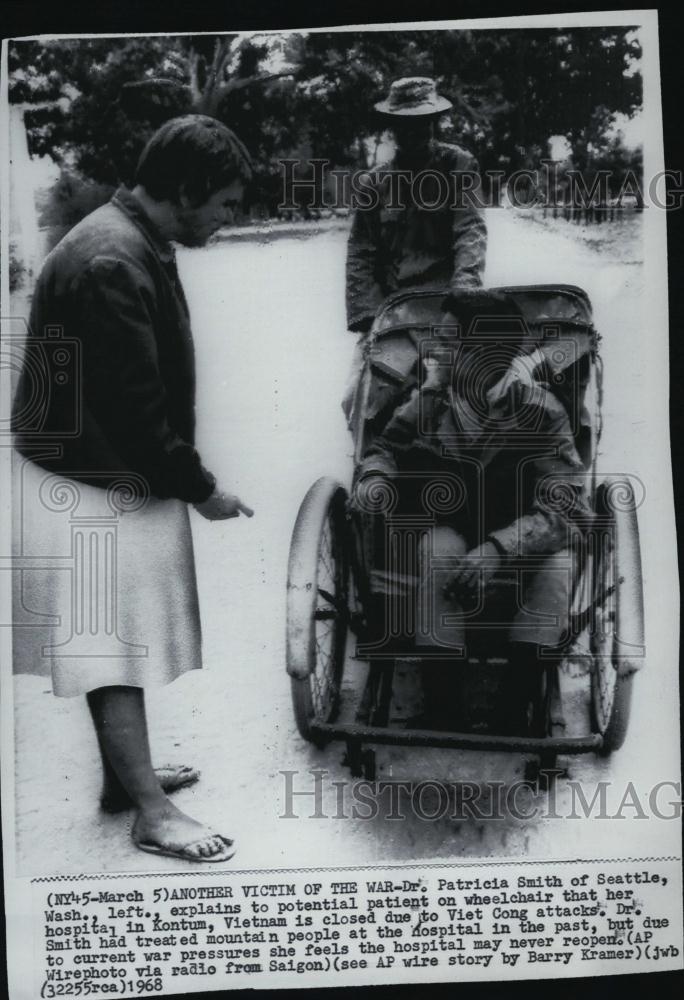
[{"xmin": 12, "ymin": 456, "xmax": 202, "ymax": 697}]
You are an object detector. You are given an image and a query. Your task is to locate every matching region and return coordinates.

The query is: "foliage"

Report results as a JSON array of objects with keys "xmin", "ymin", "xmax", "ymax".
[
  {"xmin": 9, "ymin": 27, "xmax": 643, "ymax": 216},
  {"xmin": 16, "ymin": 38, "xmax": 184, "ymax": 186},
  {"xmin": 38, "ymin": 171, "xmax": 114, "ymax": 251},
  {"xmin": 9, "ymin": 243, "xmax": 26, "ymax": 292},
  {"xmin": 292, "ymin": 28, "xmax": 641, "ymax": 176}
]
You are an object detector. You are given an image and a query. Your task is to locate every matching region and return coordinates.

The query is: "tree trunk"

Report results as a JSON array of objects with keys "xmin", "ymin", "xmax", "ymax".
[
  {"xmin": 187, "ymin": 51, "xmax": 202, "ymax": 107},
  {"xmin": 198, "ymin": 37, "xmax": 233, "ymax": 116}
]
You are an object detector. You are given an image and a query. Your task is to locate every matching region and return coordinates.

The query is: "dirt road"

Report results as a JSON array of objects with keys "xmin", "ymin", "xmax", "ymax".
[{"xmin": 13, "ymin": 208, "xmax": 679, "ymax": 875}]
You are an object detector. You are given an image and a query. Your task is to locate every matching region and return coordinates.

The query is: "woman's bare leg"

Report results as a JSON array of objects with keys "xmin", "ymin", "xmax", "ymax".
[
  {"xmin": 89, "ymin": 710, "xmax": 128, "ymax": 801},
  {"xmin": 87, "ymin": 693, "xmax": 199, "ymax": 812},
  {"xmin": 87, "ymin": 686, "xmax": 232, "ymax": 860}
]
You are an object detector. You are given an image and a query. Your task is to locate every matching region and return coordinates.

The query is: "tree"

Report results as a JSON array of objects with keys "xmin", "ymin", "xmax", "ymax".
[
  {"xmin": 291, "ymin": 27, "xmax": 641, "ymax": 186},
  {"xmin": 9, "ymin": 35, "xmax": 296, "ymax": 189},
  {"xmin": 9, "ymin": 27, "xmax": 643, "ymax": 215},
  {"xmin": 9, "ymin": 37, "xmax": 182, "ymax": 184}
]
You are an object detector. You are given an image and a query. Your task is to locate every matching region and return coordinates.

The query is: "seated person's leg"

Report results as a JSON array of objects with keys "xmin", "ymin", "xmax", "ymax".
[
  {"xmin": 504, "ymin": 548, "xmax": 576, "ymax": 734},
  {"xmin": 417, "ymin": 525, "xmax": 468, "ymax": 649},
  {"xmin": 509, "ymin": 547, "xmax": 577, "ymax": 649},
  {"xmin": 417, "ymin": 526, "xmax": 468, "ymax": 726}
]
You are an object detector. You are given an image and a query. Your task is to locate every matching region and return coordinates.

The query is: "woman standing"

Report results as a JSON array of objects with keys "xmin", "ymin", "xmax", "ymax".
[{"xmin": 13, "ymin": 116, "xmax": 254, "ymax": 862}]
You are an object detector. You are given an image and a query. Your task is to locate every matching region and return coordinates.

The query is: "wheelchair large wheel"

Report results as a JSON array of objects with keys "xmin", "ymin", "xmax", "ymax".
[
  {"xmin": 287, "ymin": 477, "xmax": 350, "ymax": 741},
  {"xmin": 590, "ymin": 478, "xmax": 644, "ymax": 754}
]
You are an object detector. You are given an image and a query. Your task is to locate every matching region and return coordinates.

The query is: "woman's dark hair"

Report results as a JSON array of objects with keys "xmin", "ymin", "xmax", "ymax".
[{"xmin": 134, "ymin": 115, "xmax": 253, "ymax": 206}]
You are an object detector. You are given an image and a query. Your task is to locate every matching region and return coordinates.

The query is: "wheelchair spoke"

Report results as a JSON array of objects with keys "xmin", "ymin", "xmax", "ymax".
[
  {"xmin": 318, "ymin": 521, "xmax": 336, "ymax": 588},
  {"xmin": 308, "ymin": 505, "xmax": 348, "ymax": 722},
  {"xmin": 592, "ymin": 527, "xmax": 618, "ymax": 731}
]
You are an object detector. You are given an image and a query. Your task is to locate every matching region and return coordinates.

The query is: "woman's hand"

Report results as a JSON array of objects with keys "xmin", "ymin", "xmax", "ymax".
[
  {"xmin": 193, "ymin": 488, "xmax": 254, "ymax": 521},
  {"xmin": 443, "ymin": 541, "xmax": 501, "ymax": 603}
]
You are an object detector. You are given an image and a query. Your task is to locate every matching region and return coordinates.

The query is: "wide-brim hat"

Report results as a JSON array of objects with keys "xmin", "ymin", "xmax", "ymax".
[{"xmin": 374, "ymin": 77, "xmax": 453, "ymax": 117}]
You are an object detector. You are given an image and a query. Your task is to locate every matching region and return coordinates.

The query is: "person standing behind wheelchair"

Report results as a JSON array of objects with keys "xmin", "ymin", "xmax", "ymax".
[{"xmin": 342, "ymin": 77, "xmax": 487, "ymax": 424}]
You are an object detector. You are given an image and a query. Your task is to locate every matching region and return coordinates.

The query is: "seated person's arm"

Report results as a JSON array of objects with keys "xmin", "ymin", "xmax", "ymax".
[
  {"xmin": 488, "ymin": 385, "xmax": 592, "ymax": 559},
  {"xmin": 447, "ymin": 384, "xmax": 591, "ymax": 602},
  {"xmin": 357, "ymin": 388, "xmax": 423, "ymax": 476}
]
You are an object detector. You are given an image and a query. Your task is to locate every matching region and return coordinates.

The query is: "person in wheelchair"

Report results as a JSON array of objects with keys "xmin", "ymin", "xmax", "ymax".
[{"xmin": 354, "ymin": 301, "xmax": 594, "ymax": 732}]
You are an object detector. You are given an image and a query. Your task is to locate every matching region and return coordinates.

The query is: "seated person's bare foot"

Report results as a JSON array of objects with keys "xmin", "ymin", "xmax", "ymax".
[
  {"xmin": 132, "ymin": 800, "xmax": 234, "ymax": 862},
  {"xmin": 101, "ymin": 765, "xmax": 200, "ymax": 813}
]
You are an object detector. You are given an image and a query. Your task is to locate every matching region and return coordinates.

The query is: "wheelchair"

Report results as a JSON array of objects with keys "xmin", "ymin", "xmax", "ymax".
[{"xmin": 286, "ymin": 286, "xmax": 644, "ymax": 783}]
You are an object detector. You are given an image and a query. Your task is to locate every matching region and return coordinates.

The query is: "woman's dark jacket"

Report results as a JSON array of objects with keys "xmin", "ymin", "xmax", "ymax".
[{"xmin": 12, "ymin": 187, "xmax": 216, "ymax": 503}]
